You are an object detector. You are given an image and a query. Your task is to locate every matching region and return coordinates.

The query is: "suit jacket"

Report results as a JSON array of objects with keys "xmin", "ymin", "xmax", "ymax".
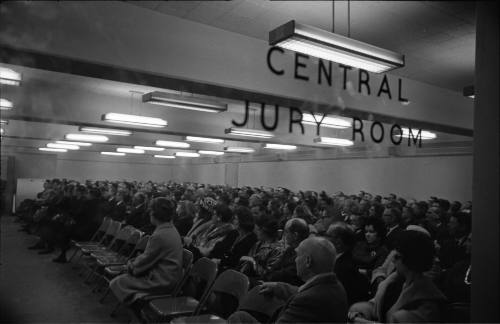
[
  {"xmin": 335, "ymin": 251, "xmax": 369, "ymax": 305},
  {"xmin": 386, "ymin": 225, "xmax": 404, "ymax": 250},
  {"xmin": 264, "ymin": 246, "xmax": 302, "ymax": 286},
  {"xmin": 125, "ymin": 203, "xmax": 148, "ymax": 229},
  {"xmin": 220, "ymin": 231, "xmax": 257, "ymax": 270},
  {"xmin": 276, "ymin": 272, "xmax": 348, "ymax": 323},
  {"xmin": 109, "ymin": 222, "xmax": 183, "ymax": 304}
]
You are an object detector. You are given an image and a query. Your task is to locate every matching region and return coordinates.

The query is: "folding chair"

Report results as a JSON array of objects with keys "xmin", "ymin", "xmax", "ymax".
[
  {"xmin": 68, "ymin": 217, "xmax": 111, "ymax": 262},
  {"xmin": 143, "ymin": 257, "xmax": 218, "ymax": 323},
  {"xmin": 234, "ymin": 285, "xmax": 286, "ymax": 324},
  {"xmin": 171, "ymin": 269, "xmax": 250, "ymax": 324}
]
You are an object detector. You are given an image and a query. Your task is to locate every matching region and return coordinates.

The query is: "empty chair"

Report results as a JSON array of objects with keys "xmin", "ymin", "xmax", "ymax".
[{"xmin": 68, "ymin": 217, "xmax": 111, "ymax": 261}]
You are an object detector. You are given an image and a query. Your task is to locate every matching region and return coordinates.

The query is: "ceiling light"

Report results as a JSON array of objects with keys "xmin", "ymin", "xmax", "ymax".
[
  {"xmin": 302, "ymin": 113, "xmax": 351, "ymax": 129},
  {"xmin": 143, "ymin": 91, "xmax": 227, "ymax": 113},
  {"xmin": 264, "ymin": 143, "xmax": 297, "ymax": 150},
  {"xmin": 269, "ymin": 21, "xmax": 404, "ymax": 73},
  {"xmin": 56, "ymin": 140, "xmax": 92, "ymax": 146},
  {"xmin": 175, "ymin": 152, "xmax": 200, "ymax": 157},
  {"xmin": 116, "ymin": 148, "xmax": 145, "ymax": 154},
  {"xmin": 134, "ymin": 146, "xmax": 165, "ymax": 152},
  {"xmin": 65, "ymin": 133, "xmax": 108, "ymax": 142},
  {"xmin": 185, "ymin": 136, "xmax": 225, "ymax": 144},
  {"xmin": 0, "ymin": 98, "xmax": 13, "ymax": 110},
  {"xmin": 39, "ymin": 147, "xmax": 67, "ymax": 152},
  {"xmin": 463, "ymin": 85, "xmax": 474, "ymax": 99},
  {"xmin": 0, "ymin": 67, "xmax": 21, "ymax": 86},
  {"xmin": 154, "ymin": 154, "xmax": 176, "ymax": 159},
  {"xmin": 101, "ymin": 152, "xmax": 126, "ymax": 156},
  {"xmin": 0, "ymin": 119, "xmax": 8, "ymax": 125},
  {"xmin": 198, "ymin": 150, "xmax": 225, "ymax": 156},
  {"xmin": 102, "ymin": 113, "xmax": 167, "ymax": 128},
  {"xmin": 0, "ymin": 128, "xmax": 4, "ymax": 136},
  {"xmin": 225, "ymin": 147, "xmax": 255, "ymax": 153},
  {"xmin": 397, "ymin": 128, "xmax": 436, "ymax": 140},
  {"xmin": 47, "ymin": 143, "xmax": 80, "ymax": 150},
  {"xmin": 313, "ymin": 137, "xmax": 354, "ymax": 146},
  {"xmin": 225, "ymin": 127, "xmax": 274, "ymax": 139},
  {"xmin": 155, "ymin": 140, "xmax": 190, "ymax": 148},
  {"xmin": 79, "ymin": 127, "xmax": 132, "ymax": 136}
]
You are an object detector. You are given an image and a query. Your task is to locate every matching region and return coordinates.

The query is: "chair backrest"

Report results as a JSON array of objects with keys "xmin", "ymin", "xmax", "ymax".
[
  {"xmin": 129, "ymin": 234, "xmax": 150, "ymax": 258},
  {"xmin": 105, "ymin": 226, "xmax": 132, "ymax": 253},
  {"xmin": 179, "ymin": 257, "xmax": 218, "ymax": 302},
  {"xmin": 91, "ymin": 217, "xmax": 111, "ymax": 242},
  {"xmin": 238, "ymin": 285, "xmax": 286, "ymax": 322},
  {"xmin": 194, "ymin": 269, "xmax": 249, "ymax": 318},
  {"xmin": 101, "ymin": 220, "xmax": 122, "ymax": 246},
  {"xmin": 171, "ymin": 249, "xmax": 195, "ymax": 296}
]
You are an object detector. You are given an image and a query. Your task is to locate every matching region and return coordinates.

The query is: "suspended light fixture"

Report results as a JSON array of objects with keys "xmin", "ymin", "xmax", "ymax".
[
  {"xmin": 0, "ymin": 98, "xmax": 13, "ymax": 110},
  {"xmin": 134, "ymin": 146, "xmax": 165, "ymax": 152},
  {"xmin": 79, "ymin": 127, "xmax": 132, "ymax": 136},
  {"xmin": 302, "ymin": 113, "xmax": 351, "ymax": 129},
  {"xmin": 185, "ymin": 136, "xmax": 225, "ymax": 144},
  {"xmin": 56, "ymin": 140, "xmax": 92, "ymax": 146},
  {"xmin": 39, "ymin": 147, "xmax": 67, "ymax": 152},
  {"xmin": 396, "ymin": 128, "xmax": 436, "ymax": 140},
  {"xmin": 65, "ymin": 133, "xmax": 108, "ymax": 142},
  {"xmin": 264, "ymin": 143, "xmax": 297, "ymax": 150},
  {"xmin": 47, "ymin": 143, "xmax": 80, "ymax": 150},
  {"xmin": 314, "ymin": 137, "xmax": 354, "ymax": 146},
  {"xmin": 0, "ymin": 119, "xmax": 8, "ymax": 125},
  {"xmin": 198, "ymin": 150, "xmax": 225, "ymax": 156},
  {"xmin": 117, "ymin": 148, "xmax": 145, "ymax": 154},
  {"xmin": 102, "ymin": 113, "xmax": 167, "ymax": 128},
  {"xmin": 269, "ymin": 20, "xmax": 404, "ymax": 73},
  {"xmin": 175, "ymin": 152, "xmax": 200, "ymax": 157},
  {"xmin": 154, "ymin": 154, "xmax": 176, "ymax": 159},
  {"xmin": 155, "ymin": 140, "xmax": 190, "ymax": 148},
  {"xmin": 101, "ymin": 151, "xmax": 125, "ymax": 156},
  {"xmin": 143, "ymin": 92, "xmax": 227, "ymax": 113},
  {"xmin": 0, "ymin": 67, "xmax": 21, "ymax": 86},
  {"xmin": 225, "ymin": 147, "xmax": 255, "ymax": 153},
  {"xmin": 225, "ymin": 127, "xmax": 274, "ymax": 139}
]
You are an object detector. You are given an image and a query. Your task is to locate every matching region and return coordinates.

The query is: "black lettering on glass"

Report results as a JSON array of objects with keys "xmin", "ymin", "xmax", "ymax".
[
  {"xmin": 358, "ymin": 69, "xmax": 371, "ymax": 95},
  {"xmin": 370, "ymin": 121, "xmax": 384, "ymax": 143},
  {"xmin": 318, "ymin": 59, "xmax": 332, "ymax": 86},
  {"xmin": 408, "ymin": 128, "xmax": 422, "ymax": 148},
  {"xmin": 267, "ymin": 47, "xmax": 285, "ymax": 75},
  {"xmin": 339, "ymin": 64, "xmax": 352, "ymax": 90},
  {"xmin": 260, "ymin": 103, "xmax": 279, "ymax": 131},
  {"xmin": 398, "ymin": 78, "xmax": 409, "ymax": 103},
  {"xmin": 390, "ymin": 124, "xmax": 403, "ymax": 145},
  {"xmin": 232, "ymin": 100, "xmax": 250, "ymax": 127},
  {"xmin": 294, "ymin": 53, "xmax": 310, "ymax": 81},
  {"xmin": 352, "ymin": 117, "xmax": 365, "ymax": 142},
  {"xmin": 377, "ymin": 74, "xmax": 392, "ymax": 99},
  {"xmin": 289, "ymin": 107, "xmax": 304, "ymax": 134}
]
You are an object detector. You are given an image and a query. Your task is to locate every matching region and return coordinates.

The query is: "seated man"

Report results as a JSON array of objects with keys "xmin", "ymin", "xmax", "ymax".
[
  {"xmin": 229, "ymin": 236, "xmax": 348, "ymax": 323},
  {"xmin": 110, "ymin": 197, "xmax": 183, "ymax": 315}
]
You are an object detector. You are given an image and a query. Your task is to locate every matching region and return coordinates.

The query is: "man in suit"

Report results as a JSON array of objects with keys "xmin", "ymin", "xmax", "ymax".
[
  {"xmin": 229, "ymin": 236, "xmax": 348, "ymax": 323},
  {"xmin": 382, "ymin": 206, "xmax": 403, "ymax": 250}
]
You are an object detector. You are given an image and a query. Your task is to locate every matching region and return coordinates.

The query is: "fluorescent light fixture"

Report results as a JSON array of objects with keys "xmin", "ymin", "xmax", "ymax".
[
  {"xmin": 117, "ymin": 147, "xmax": 145, "ymax": 154},
  {"xmin": 225, "ymin": 127, "xmax": 274, "ymax": 139},
  {"xmin": 0, "ymin": 128, "xmax": 4, "ymax": 135},
  {"xmin": 225, "ymin": 147, "xmax": 255, "ymax": 153},
  {"xmin": 65, "ymin": 133, "xmax": 108, "ymax": 142},
  {"xmin": 397, "ymin": 128, "xmax": 436, "ymax": 140},
  {"xmin": 463, "ymin": 85, "xmax": 474, "ymax": 99},
  {"xmin": 264, "ymin": 143, "xmax": 297, "ymax": 150},
  {"xmin": 185, "ymin": 136, "xmax": 225, "ymax": 144},
  {"xmin": 47, "ymin": 143, "xmax": 80, "ymax": 150},
  {"xmin": 39, "ymin": 147, "xmax": 67, "ymax": 152},
  {"xmin": 0, "ymin": 98, "xmax": 13, "ymax": 110},
  {"xmin": 143, "ymin": 92, "xmax": 227, "ymax": 113},
  {"xmin": 56, "ymin": 140, "xmax": 92, "ymax": 147},
  {"xmin": 0, "ymin": 119, "xmax": 8, "ymax": 125},
  {"xmin": 101, "ymin": 151, "xmax": 126, "ymax": 156},
  {"xmin": 198, "ymin": 150, "xmax": 225, "ymax": 156},
  {"xmin": 154, "ymin": 154, "xmax": 176, "ymax": 159},
  {"xmin": 175, "ymin": 152, "xmax": 200, "ymax": 157},
  {"xmin": 79, "ymin": 127, "xmax": 132, "ymax": 136},
  {"xmin": 0, "ymin": 67, "xmax": 21, "ymax": 86},
  {"xmin": 102, "ymin": 113, "xmax": 167, "ymax": 128},
  {"xmin": 269, "ymin": 20, "xmax": 404, "ymax": 73},
  {"xmin": 155, "ymin": 140, "xmax": 190, "ymax": 148},
  {"xmin": 302, "ymin": 113, "xmax": 351, "ymax": 129},
  {"xmin": 134, "ymin": 146, "xmax": 165, "ymax": 152},
  {"xmin": 313, "ymin": 137, "xmax": 354, "ymax": 146}
]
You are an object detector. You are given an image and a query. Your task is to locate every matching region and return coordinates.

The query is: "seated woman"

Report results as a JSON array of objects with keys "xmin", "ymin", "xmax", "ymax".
[
  {"xmin": 109, "ymin": 197, "xmax": 183, "ymax": 314},
  {"xmin": 182, "ymin": 196, "xmax": 217, "ymax": 247},
  {"xmin": 349, "ymin": 230, "xmax": 447, "ymax": 323},
  {"xmin": 352, "ymin": 217, "xmax": 389, "ymax": 277}
]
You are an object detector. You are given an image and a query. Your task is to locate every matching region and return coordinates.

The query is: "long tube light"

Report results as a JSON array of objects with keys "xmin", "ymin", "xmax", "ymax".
[
  {"xmin": 198, "ymin": 150, "xmax": 225, "ymax": 156},
  {"xmin": 143, "ymin": 92, "xmax": 227, "ymax": 113},
  {"xmin": 225, "ymin": 127, "xmax": 274, "ymax": 139},
  {"xmin": 185, "ymin": 136, "xmax": 225, "ymax": 144},
  {"xmin": 79, "ymin": 127, "xmax": 132, "ymax": 136},
  {"xmin": 155, "ymin": 140, "xmax": 190, "ymax": 148},
  {"xmin": 313, "ymin": 137, "xmax": 354, "ymax": 146},
  {"xmin": 134, "ymin": 146, "xmax": 165, "ymax": 152},
  {"xmin": 302, "ymin": 113, "xmax": 351, "ymax": 129},
  {"xmin": 39, "ymin": 147, "xmax": 67, "ymax": 152},
  {"xmin": 154, "ymin": 154, "xmax": 176, "ymax": 159},
  {"xmin": 56, "ymin": 140, "xmax": 92, "ymax": 146},
  {"xmin": 101, "ymin": 152, "xmax": 126, "ymax": 156},
  {"xmin": 47, "ymin": 143, "xmax": 80, "ymax": 150},
  {"xmin": 0, "ymin": 98, "xmax": 13, "ymax": 110},
  {"xmin": 117, "ymin": 148, "xmax": 145, "ymax": 154},
  {"xmin": 0, "ymin": 67, "xmax": 21, "ymax": 86},
  {"xmin": 264, "ymin": 143, "xmax": 297, "ymax": 150},
  {"xmin": 225, "ymin": 147, "xmax": 255, "ymax": 153},
  {"xmin": 0, "ymin": 128, "xmax": 4, "ymax": 136},
  {"xmin": 66, "ymin": 133, "xmax": 108, "ymax": 142},
  {"xmin": 102, "ymin": 113, "xmax": 167, "ymax": 128},
  {"xmin": 397, "ymin": 128, "xmax": 436, "ymax": 140},
  {"xmin": 269, "ymin": 20, "xmax": 404, "ymax": 73},
  {"xmin": 0, "ymin": 119, "xmax": 8, "ymax": 125},
  {"xmin": 175, "ymin": 152, "xmax": 200, "ymax": 157}
]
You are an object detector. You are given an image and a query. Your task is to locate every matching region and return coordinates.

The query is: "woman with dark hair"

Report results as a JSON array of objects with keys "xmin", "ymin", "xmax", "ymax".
[
  {"xmin": 352, "ymin": 217, "xmax": 389, "ymax": 274},
  {"xmin": 349, "ymin": 230, "xmax": 447, "ymax": 323}
]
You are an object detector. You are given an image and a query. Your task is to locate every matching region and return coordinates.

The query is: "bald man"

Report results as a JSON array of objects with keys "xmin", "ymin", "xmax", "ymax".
[{"xmin": 229, "ymin": 237, "xmax": 348, "ymax": 323}]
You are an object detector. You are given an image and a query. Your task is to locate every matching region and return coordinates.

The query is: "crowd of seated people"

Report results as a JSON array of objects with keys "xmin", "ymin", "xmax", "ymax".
[{"xmin": 15, "ymin": 178, "xmax": 473, "ymax": 323}]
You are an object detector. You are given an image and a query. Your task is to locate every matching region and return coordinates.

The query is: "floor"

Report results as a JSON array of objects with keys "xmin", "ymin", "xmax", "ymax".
[{"xmin": 0, "ymin": 215, "xmax": 131, "ymax": 323}]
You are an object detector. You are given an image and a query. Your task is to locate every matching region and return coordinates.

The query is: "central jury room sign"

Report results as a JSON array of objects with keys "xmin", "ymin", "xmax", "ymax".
[{"xmin": 231, "ymin": 47, "xmax": 426, "ymax": 147}]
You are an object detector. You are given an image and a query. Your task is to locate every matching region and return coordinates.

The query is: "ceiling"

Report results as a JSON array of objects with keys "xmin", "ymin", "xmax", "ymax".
[{"xmin": 0, "ymin": 1, "xmax": 475, "ymax": 164}]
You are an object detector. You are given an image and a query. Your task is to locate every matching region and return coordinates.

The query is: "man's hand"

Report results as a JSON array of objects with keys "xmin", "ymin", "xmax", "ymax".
[{"xmin": 259, "ymin": 282, "xmax": 278, "ymax": 296}]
